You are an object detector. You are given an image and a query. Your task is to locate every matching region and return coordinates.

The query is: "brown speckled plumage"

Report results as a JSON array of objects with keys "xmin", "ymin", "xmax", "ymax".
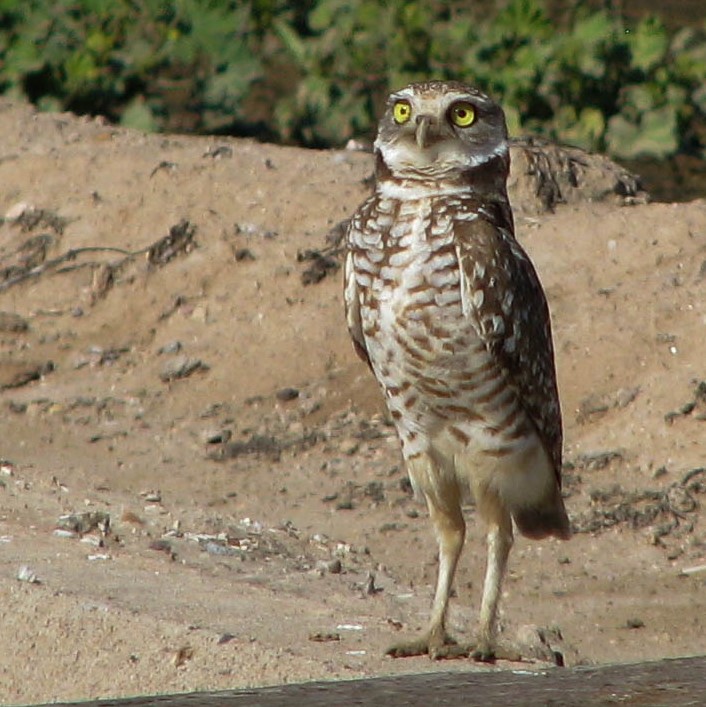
[{"xmin": 344, "ymin": 81, "xmax": 570, "ymax": 661}]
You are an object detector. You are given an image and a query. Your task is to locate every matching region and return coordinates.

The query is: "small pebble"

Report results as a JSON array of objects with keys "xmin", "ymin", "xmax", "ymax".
[
  {"xmin": 202, "ymin": 541, "xmax": 244, "ymax": 557},
  {"xmin": 276, "ymin": 387, "xmax": 300, "ymax": 402},
  {"xmin": 201, "ymin": 428, "xmax": 232, "ymax": 445},
  {"xmin": 315, "ymin": 558, "xmax": 342, "ymax": 574},
  {"xmin": 17, "ymin": 565, "xmax": 40, "ymax": 584},
  {"xmin": 339, "ymin": 438, "xmax": 359, "ymax": 456},
  {"xmin": 57, "ymin": 511, "xmax": 110, "ymax": 535},
  {"xmin": 159, "ymin": 356, "xmax": 208, "ymax": 382},
  {"xmin": 158, "ymin": 341, "xmax": 182, "ymax": 355},
  {"xmin": 141, "ymin": 491, "xmax": 162, "ymax": 503},
  {"xmin": 234, "ymin": 248, "xmax": 256, "ymax": 262},
  {"xmin": 53, "ymin": 528, "xmax": 77, "ymax": 539},
  {"xmin": 5, "ymin": 201, "xmax": 33, "ymax": 220}
]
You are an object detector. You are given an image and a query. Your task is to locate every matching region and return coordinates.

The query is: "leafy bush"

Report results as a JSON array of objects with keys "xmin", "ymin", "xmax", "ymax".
[
  {"xmin": 273, "ymin": 0, "xmax": 706, "ymax": 158},
  {"xmin": 0, "ymin": 0, "xmax": 262, "ymax": 132},
  {"xmin": 0, "ymin": 0, "xmax": 704, "ymax": 159}
]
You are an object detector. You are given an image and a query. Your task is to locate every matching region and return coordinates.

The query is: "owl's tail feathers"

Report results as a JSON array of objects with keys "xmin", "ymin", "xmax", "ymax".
[{"xmin": 513, "ymin": 493, "xmax": 571, "ymax": 541}]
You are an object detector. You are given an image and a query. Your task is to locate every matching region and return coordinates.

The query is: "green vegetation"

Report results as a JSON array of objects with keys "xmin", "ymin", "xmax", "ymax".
[{"xmin": 0, "ymin": 0, "xmax": 704, "ymax": 159}]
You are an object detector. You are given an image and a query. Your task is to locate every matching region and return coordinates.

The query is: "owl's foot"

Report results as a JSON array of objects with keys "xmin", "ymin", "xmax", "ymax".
[
  {"xmin": 385, "ymin": 629, "xmax": 470, "ymax": 660},
  {"xmin": 386, "ymin": 633, "xmax": 531, "ymax": 662},
  {"xmin": 470, "ymin": 639, "xmax": 522, "ymax": 663}
]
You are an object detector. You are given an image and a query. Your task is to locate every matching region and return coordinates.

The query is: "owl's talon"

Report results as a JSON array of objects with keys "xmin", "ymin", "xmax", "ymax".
[
  {"xmin": 472, "ymin": 641, "xmax": 524, "ymax": 663},
  {"xmin": 386, "ymin": 631, "xmax": 463, "ymax": 660}
]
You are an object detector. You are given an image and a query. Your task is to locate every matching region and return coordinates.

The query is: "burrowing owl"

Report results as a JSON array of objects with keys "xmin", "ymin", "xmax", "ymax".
[{"xmin": 344, "ymin": 81, "xmax": 570, "ymax": 661}]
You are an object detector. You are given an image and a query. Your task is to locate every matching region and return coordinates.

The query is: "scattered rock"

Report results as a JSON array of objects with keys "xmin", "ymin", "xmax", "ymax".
[
  {"xmin": 315, "ymin": 558, "xmax": 342, "ymax": 575},
  {"xmin": 141, "ymin": 490, "xmax": 162, "ymax": 503},
  {"xmin": 53, "ymin": 529, "xmax": 77, "ymax": 539},
  {"xmin": 159, "ymin": 355, "xmax": 209, "ymax": 382},
  {"xmin": 680, "ymin": 563, "xmax": 706, "ymax": 576},
  {"xmin": 4, "ymin": 201, "xmax": 33, "ymax": 220},
  {"xmin": 89, "ymin": 263, "xmax": 115, "ymax": 302},
  {"xmin": 201, "ymin": 541, "xmax": 245, "ymax": 557},
  {"xmin": 17, "ymin": 565, "xmax": 40, "ymax": 584},
  {"xmin": 339, "ymin": 438, "xmax": 359, "ymax": 456},
  {"xmin": 158, "ymin": 340, "xmax": 182, "ymax": 355},
  {"xmin": 0, "ymin": 460, "xmax": 16, "ymax": 476},
  {"xmin": 615, "ymin": 387, "xmax": 641, "ymax": 409},
  {"xmin": 233, "ymin": 247, "xmax": 256, "ymax": 262},
  {"xmin": 201, "ymin": 428, "xmax": 232, "ymax": 445},
  {"xmin": 56, "ymin": 511, "xmax": 110, "ymax": 536},
  {"xmin": 276, "ymin": 387, "xmax": 300, "ymax": 402},
  {"xmin": 514, "ymin": 625, "xmax": 569, "ymax": 666}
]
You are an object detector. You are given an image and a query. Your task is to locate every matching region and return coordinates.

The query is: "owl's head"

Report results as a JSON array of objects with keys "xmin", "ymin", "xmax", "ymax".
[{"xmin": 374, "ymin": 81, "xmax": 509, "ymax": 185}]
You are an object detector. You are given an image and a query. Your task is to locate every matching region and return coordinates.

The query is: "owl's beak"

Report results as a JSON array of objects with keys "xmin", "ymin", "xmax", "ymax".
[{"xmin": 415, "ymin": 114, "xmax": 436, "ymax": 149}]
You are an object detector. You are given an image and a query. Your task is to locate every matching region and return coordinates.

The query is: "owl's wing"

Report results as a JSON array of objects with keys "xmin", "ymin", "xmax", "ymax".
[
  {"xmin": 455, "ymin": 208, "xmax": 563, "ymax": 479},
  {"xmin": 343, "ymin": 240, "xmax": 373, "ymax": 371}
]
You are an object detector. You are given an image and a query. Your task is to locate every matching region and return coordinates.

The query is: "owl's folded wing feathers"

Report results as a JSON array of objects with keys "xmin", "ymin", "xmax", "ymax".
[
  {"xmin": 343, "ymin": 247, "xmax": 373, "ymax": 371},
  {"xmin": 455, "ymin": 214, "xmax": 563, "ymax": 481}
]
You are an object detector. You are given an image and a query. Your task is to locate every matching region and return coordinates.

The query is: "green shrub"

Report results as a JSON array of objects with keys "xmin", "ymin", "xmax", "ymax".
[
  {"xmin": 274, "ymin": 0, "xmax": 706, "ymax": 158},
  {"xmin": 0, "ymin": 0, "xmax": 262, "ymax": 132},
  {"xmin": 0, "ymin": 0, "xmax": 704, "ymax": 159}
]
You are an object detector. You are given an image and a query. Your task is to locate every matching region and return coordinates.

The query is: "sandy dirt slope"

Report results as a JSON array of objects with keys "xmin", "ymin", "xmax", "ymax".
[{"xmin": 0, "ymin": 99, "xmax": 705, "ymax": 705}]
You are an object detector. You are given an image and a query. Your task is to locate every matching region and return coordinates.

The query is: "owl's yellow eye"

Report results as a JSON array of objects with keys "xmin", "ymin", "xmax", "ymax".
[
  {"xmin": 393, "ymin": 100, "xmax": 412, "ymax": 124},
  {"xmin": 449, "ymin": 102, "xmax": 476, "ymax": 128}
]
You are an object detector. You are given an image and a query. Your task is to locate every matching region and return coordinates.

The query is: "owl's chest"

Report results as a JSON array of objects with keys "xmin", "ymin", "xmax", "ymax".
[{"xmin": 351, "ymin": 198, "xmax": 477, "ymax": 367}]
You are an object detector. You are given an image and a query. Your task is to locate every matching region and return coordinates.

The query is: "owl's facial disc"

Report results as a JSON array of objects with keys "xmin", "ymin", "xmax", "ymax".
[{"xmin": 375, "ymin": 82, "xmax": 508, "ymax": 181}]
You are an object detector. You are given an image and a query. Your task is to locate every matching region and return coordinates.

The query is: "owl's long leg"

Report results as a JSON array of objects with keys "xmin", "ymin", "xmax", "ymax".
[
  {"xmin": 387, "ymin": 454, "xmax": 468, "ymax": 659},
  {"xmin": 475, "ymin": 507, "xmax": 514, "ymax": 659},
  {"xmin": 473, "ymin": 491, "xmax": 521, "ymax": 662}
]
